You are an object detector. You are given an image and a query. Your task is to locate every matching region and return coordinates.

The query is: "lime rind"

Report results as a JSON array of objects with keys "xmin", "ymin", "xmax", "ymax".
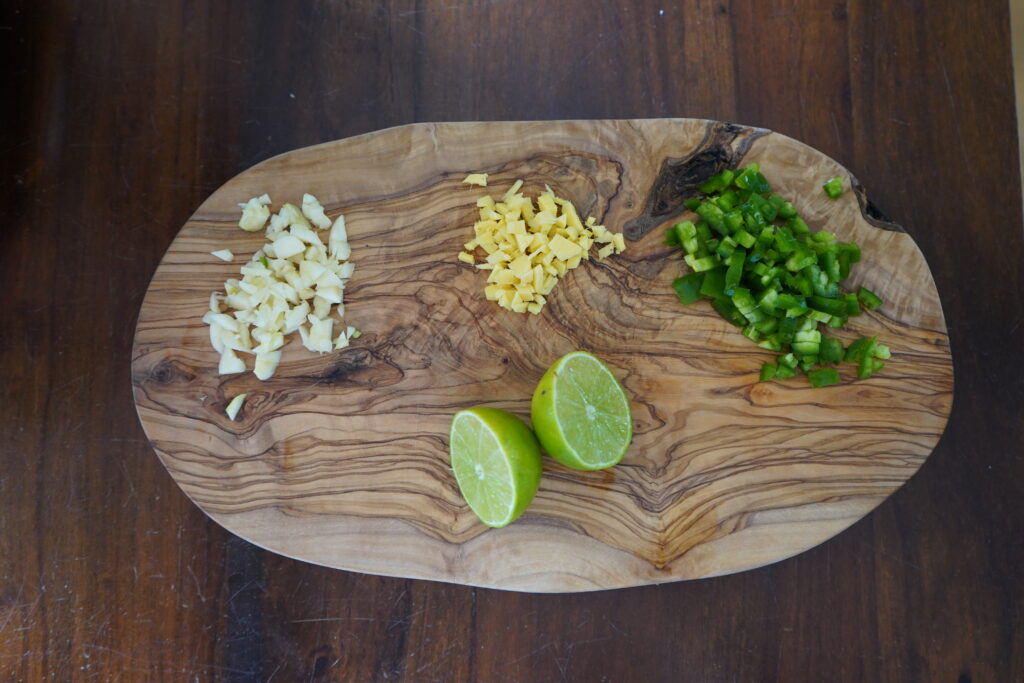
[{"xmin": 449, "ymin": 407, "xmax": 542, "ymax": 528}]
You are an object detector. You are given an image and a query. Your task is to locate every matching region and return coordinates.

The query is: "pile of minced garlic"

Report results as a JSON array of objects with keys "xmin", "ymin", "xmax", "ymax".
[
  {"xmin": 458, "ymin": 174, "xmax": 626, "ymax": 314},
  {"xmin": 203, "ymin": 193, "xmax": 357, "ymax": 381}
]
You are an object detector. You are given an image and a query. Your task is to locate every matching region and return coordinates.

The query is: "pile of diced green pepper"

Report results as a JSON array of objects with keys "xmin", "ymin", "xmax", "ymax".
[{"xmin": 667, "ymin": 164, "xmax": 889, "ymax": 386}]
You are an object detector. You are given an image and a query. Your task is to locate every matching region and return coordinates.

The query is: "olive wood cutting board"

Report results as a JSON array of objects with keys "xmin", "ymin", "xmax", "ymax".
[{"xmin": 131, "ymin": 119, "xmax": 953, "ymax": 592}]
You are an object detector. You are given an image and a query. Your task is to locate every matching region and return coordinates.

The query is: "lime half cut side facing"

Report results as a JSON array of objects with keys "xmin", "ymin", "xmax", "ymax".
[
  {"xmin": 448, "ymin": 407, "xmax": 542, "ymax": 528},
  {"xmin": 531, "ymin": 351, "xmax": 633, "ymax": 471}
]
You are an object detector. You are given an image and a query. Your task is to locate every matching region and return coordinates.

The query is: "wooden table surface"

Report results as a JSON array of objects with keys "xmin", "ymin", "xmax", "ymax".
[{"xmin": 3, "ymin": 1, "xmax": 1022, "ymax": 680}]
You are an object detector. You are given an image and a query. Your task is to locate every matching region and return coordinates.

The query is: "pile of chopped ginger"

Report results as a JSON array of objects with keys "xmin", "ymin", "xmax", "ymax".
[{"xmin": 458, "ymin": 176, "xmax": 626, "ymax": 314}]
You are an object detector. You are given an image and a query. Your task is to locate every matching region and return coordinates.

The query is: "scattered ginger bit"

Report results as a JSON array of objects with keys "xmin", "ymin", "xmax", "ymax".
[{"xmin": 463, "ymin": 173, "xmax": 489, "ymax": 187}]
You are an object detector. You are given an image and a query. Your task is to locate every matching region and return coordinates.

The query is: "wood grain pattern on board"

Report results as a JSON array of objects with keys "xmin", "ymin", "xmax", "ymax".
[{"xmin": 131, "ymin": 119, "xmax": 953, "ymax": 592}]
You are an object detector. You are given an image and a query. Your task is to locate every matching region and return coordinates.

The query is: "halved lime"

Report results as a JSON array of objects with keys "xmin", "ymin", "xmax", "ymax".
[
  {"xmin": 530, "ymin": 351, "xmax": 633, "ymax": 470},
  {"xmin": 449, "ymin": 407, "xmax": 542, "ymax": 528}
]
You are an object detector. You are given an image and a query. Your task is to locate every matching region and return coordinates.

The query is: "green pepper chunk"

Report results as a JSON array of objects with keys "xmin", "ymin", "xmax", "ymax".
[
  {"xmin": 722, "ymin": 210, "xmax": 744, "ymax": 233},
  {"xmin": 716, "ymin": 236, "xmax": 737, "ymax": 260},
  {"xmin": 843, "ymin": 292, "xmax": 860, "ymax": 315},
  {"xmin": 777, "ymin": 317, "xmax": 797, "ymax": 344},
  {"xmin": 731, "ymin": 287, "xmax": 764, "ymax": 323},
  {"xmin": 736, "ymin": 167, "xmax": 770, "ymax": 194},
  {"xmin": 823, "ymin": 176, "xmax": 844, "ymax": 199},
  {"xmin": 753, "ymin": 316, "xmax": 778, "ymax": 334},
  {"xmin": 857, "ymin": 286, "xmax": 883, "ymax": 310},
  {"xmin": 684, "ymin": 254, "xmax": 719, "ymax": 272},
  {"xmin": 808, "ymin": 368, "xmax": 841, "ymax": 387},
  {"xmin": 786, "ymin": 247, "xmax": 817, "ymax": 272},
  {"xmin": 844, "ymin": 336, "xmax": 876, "ymax": 362},
  {"xmin": 760, "ymin": 363, "xmax": 778, "ymax": 382},
  {"xmin": 774, "ymin": 364, "xmax": 797, "ymax": 379},
  {"xmin": 774, "ymin": 226, "xmax": 799, "ymax": 254},
  {"xmin": 805, "ymin": 264, "xmax": 838, "ymax": 297},
  {"xmin": 733, "ymin": 229, "xmax": 756, "ymax": 249},
  {"xmin": 715, "ymin": 193, "xmax": 737, "ymax": 212},
  {"xmin": 858, "ymin": 355, "xmax": 885, "ymax": 379},
  {"xmin": 712, "ymin": 298, "xmax": 747, "ymax": 327},
  {"xmin": 752, "ymin": 193, "xmax": 777, "ymax": 221},
  {"xmin": 757, "ymin": 288, "xmax": 779, "ymax": 314},
  {"xmin": 821, "ymin": 251, "xmax": 840, "ymax": 282},
  {"xmin": 724, "ymin": 249, "xmax": 746, "ymax": 294},
  {"xmin": 674, "ymin": 220, "xmax": 696, "ymax": 241},
  {"xmin": 818, "ymin": 337, "xmax": 844, "ymax": 364},
  {"xmin": 809, "ymin": 296, "xmax": 848, "ymax": 317},
  {"xmin": 777, "ymin": 354, "xmax": 798, "ymax": 369},
  {"xmin": 696, "ymin": 201, "xmax": 728, "ymax": 236},
  {"xmin": 786, "ymin": 216, "xmax": 810, "ymax": 236},
  {"xmin": 699, "ymin": 267, "xmax": 727, "ymax": 299},
  {"xmin": 672, "ymin": 272, "xmax": 705, "ymax": 304},
  {"xmin": 807, "ymin": 309, "xmax": 831, "ymax": 323},
  {"xmin": 698, "ymin": 174, "xmax": 723, "ymax": 195}
]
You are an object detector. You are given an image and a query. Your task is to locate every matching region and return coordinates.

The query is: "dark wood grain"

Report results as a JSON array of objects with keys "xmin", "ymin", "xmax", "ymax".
[{"xmin": 2, "ymin": 0, "xmax": 1022, "ymax": 679}]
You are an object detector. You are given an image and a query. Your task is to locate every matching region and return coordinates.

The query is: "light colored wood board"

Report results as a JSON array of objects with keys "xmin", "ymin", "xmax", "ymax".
[{"xmin": 131, "ymin": 119, "xmax": 953, "ymax": 592}]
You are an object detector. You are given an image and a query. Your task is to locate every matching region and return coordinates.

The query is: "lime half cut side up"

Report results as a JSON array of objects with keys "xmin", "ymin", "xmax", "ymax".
[
  {"xmin": 531, "ymin": 351, "xmax": 633, "ymax": 470},
  {"xmin": 448, "ymin": 407, "xmax": 542, "ymax": 528}
]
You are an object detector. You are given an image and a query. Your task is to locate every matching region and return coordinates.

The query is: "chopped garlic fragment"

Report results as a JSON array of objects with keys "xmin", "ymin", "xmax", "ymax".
[
  {"xmin": 301, "ymin": 314, "xmax": 334, "ymax": 353},
  {"xmin": 211, "ymin": 249, "xmax": 234, "ymax": 262},
  {"xmin": 219, "ymin": 348, "xmax": 246, "ymax": 375},
  {"xmin": 253, "ymin": 351, "xmax": 281, "ymax": 380},
  {"xmin": 278, "ymin": 203, "xmax": 309, "ymax": 228},
  {"xmin": 225, "ymin": 393, "xmax": 247, "ymax": 420},
  {"xmin": 272, "ymin": 234, "xmax": 305, "ymax": 260},
  {"xmin": 301, "ymin": 193, "xmax": 332, "ymax": 229},
  {"xmin": 329, "ymin": 214, "xmax": 351, "ymax": 261},
  {"xmin": 463, "ymin": 173, "xmax": 489, "ymax": 187},
  {"xmin": 290, "ymin": 224, "xmax": 324, "ymax": 248},
  {"xmin": 312, "ymin": 294, "xmax": 332, "ymax": 318},
  {"xmin": 267, "ymin": 212, "xmax": 289, "ymax": 239},
  {"xmin": 238, "ymin": 196, "xmax": 272, "ymax": 232}
]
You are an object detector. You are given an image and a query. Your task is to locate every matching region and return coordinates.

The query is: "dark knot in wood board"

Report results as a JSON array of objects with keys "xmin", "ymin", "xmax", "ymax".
[
  {"xmin": 851, "ymin": 176, "xmax": 905, "ymax": 232},
  {"xmin": 144, "ymin": 358, "xmax": 197, "ymax": 386},
  {"xmin": 623, "ymin": 122, "xmax": 769, "ymax": 241}
]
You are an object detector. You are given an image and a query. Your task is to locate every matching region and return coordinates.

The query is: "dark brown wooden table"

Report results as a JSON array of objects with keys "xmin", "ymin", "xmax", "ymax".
[{"xmin": 4, "ymin": 1, "xmax": 1022, "ymax": 680}]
